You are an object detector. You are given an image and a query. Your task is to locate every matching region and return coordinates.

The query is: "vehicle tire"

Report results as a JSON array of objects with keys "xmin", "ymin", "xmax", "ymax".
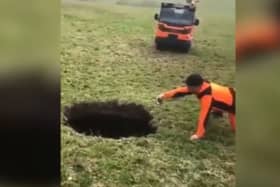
[
  {"xmin": 155, "ymin": 42, "xmax": 164, "ymax": 51},
  {"xmin": 184, "ymin": 41, "xmax": 191, "ymax": 53}
]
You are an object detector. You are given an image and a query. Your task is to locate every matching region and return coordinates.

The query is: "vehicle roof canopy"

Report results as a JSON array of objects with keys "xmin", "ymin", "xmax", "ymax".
[
  {"xmin": 161, "ymin": 2, "xmax": 191, "ymax": 9},
  {"xmin": 158, "ymin": 2, "xmax": 195, "ymax": 26}
]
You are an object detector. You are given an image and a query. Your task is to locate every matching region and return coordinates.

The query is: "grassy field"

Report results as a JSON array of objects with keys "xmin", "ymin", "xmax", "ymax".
[{"xmin": 61, "ymin": 0, "xmax": 235, "ymax": 186}]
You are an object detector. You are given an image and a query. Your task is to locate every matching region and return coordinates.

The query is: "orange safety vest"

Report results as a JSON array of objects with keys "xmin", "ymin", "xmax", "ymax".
[{"xmin": 162, "ymin": 81, "xmax": 235, "ymax": 138}]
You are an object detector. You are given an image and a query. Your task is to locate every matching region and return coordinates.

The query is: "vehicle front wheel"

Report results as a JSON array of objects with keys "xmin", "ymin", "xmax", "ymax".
[
  {"xmin": 183, "ymin": 42, "xmax": 191, "ymax": 53},
  {"xmin": 155, "ymin": 42, "xmax": 164, "ymax": 51}
]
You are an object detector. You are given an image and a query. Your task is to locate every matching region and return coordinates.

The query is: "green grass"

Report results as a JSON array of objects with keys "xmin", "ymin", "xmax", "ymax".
[{"xmin": 61, "ymin": 0, "xmax": 235, "ymax": 186}]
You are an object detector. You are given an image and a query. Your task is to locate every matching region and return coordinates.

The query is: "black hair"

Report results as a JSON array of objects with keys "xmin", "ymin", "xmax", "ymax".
[{"xmin": 184, "ymin": 73, "xmax": 204, "ymax": 86}]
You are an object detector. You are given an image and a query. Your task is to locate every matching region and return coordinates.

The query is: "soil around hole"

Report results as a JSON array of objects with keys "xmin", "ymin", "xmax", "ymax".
[{"xmin": 63, "ymin": 100, "xmax": 157, "ymax": 138}]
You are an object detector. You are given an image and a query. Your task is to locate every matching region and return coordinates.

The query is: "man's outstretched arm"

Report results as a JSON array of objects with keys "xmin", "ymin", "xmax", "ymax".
[{"xmin": 157, "ymin": 86, "xmax": 191, "ymax": 104}]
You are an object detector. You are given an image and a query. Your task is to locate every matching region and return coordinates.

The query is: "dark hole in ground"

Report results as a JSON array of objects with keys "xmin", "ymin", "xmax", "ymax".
[{"xmin": 64, "ymin": 100, "xmax": 157, "ymax": 138}]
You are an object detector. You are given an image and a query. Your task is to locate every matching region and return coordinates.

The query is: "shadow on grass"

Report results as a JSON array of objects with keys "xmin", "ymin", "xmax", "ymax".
[{"xmin": 204, "ymin": 116, "xmax": 235, "ymax": 146}]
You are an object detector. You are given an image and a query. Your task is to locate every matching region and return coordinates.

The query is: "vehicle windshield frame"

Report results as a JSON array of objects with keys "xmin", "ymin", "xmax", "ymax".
[{"xmin": 159, "ymin": 7, "xmax": 195, "ymax": 26}]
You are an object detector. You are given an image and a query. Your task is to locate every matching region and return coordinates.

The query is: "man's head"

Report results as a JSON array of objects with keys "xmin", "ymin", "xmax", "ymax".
[{"xmin": 184, "ymin": 73, "xmax": 204, "ymax": 93}]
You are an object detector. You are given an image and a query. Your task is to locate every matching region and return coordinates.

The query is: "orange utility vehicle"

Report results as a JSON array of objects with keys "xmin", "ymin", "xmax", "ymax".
[{"xmin": 154, "ymin": 2, "xmax": 199, "ymax": 52}]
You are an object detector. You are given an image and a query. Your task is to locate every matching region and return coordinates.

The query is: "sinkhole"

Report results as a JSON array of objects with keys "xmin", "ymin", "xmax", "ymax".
[{"xmin": 63, "ymin": 100, "xmax": 157, "ymax": 138}]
